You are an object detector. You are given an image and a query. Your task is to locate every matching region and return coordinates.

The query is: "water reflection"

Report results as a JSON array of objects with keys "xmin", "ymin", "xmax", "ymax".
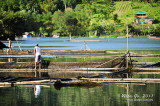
[
  {"xmin": 0, "ymin": 83, "xmax": 159, "ymax": 106},
  {"xmin": 0, "ymin": 71, "xmax": 107, "ymax": 79},
  {"xmin": 34, "ymin": 85, "xmax": 41, "ymax": 98},
  {"xmin": 0, "ymin": 71, "xmax": 160, "ymax": 79}
]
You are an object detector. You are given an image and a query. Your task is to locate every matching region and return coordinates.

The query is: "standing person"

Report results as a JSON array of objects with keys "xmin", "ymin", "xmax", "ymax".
[
  {"xmin": 7, "ymin": 38, "xmax": 12, "ymax": 54},
  {"xmin": 34, "ymin": 44, "xmax": 42, "ymax": 69}
]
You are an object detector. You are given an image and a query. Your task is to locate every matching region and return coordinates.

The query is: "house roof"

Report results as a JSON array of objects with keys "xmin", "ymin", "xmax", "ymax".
[{"xmin": 135, "ymin": 11, "xmax": 147, "ymax": 15}]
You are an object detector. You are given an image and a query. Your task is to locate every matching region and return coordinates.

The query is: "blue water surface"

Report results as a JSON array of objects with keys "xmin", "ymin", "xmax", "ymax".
[{"xmin": 1, "ymin": 37, "xmax": 160, "ymax": 50}]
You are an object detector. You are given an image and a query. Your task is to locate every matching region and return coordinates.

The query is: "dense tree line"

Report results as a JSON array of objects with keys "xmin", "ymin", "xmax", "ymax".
[{"xmin": 0, "ymin": 0, "xmax": 159, "ymax": 40}]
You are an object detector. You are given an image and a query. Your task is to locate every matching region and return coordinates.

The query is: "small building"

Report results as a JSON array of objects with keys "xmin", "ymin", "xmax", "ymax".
[
  {"xmin": 53, "ymin": 34, "xmax": 59, "ymax": 38},
  {"xmin": 134, "ymin": 11, "xmax": 153, "ymax": 24},
  {"xmin": 23, "ymin": 32, "xmax": 31, "ymax": 38}
]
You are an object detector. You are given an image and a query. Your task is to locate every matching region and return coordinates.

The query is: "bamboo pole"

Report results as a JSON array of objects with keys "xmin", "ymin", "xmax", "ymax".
[
  {"xmin": 126, "ymin": 25, "xmax": 129, "ymax": 78},
  {"xmin": 1, "ymin": 68, "xmax": 160, "ymax": 72}
]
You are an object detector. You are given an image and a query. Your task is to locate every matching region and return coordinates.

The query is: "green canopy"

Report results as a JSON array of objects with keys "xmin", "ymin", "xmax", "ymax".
[{"xmin": 135, "ymin": 11, "xmax": 147, "ymax": 15}]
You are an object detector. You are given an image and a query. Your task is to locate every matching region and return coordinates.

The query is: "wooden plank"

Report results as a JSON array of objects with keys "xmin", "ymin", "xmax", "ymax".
[
  {"xmin": 130, "ymin": 55, "xmax": 160, "ymax": 57},
  {"xmin": 14, "ymin": 79, "xmax": 53, "ymax": 85},
  {"xmin": 0, "ymin": 68, "xmax": 119, "ymax": 72},
  {"xmin": 1, "ymin": 78, "xmax": 160, "ymax": 88},
  {"xmin": 0, "ymin": 82, "xmax": 12, "ymax": 86},
  {"xmin": 1, "ymin": 67, "xmax": 160, "ymax": 72},
  {"xmin": 81, "ymin": 78, "xmax": 160, "ymax": 83},
  {"xmin": 132, "ymin": 68, "xmax": 160, "ymax": 72},
  {"xmin": 133, "ymin": 72, "xmax": 160, "ymax": 74}
]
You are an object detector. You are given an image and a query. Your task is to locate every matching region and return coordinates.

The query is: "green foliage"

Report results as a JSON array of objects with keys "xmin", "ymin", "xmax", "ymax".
[
  {"xmin": 40, "ymin": 0, "xmax": 57, "ymax": 13},
  {"xmin": 107, "ymin": 35, "xmax": 118, "ymax": 38},
  {"xmin": 105, "ymin": 23, "xmax": 115, "ymax": 35},
  {"xmin": 0, "ymin": 0, "xmax": 160, "ymax": 40},
  {"xmin": 0, "ymin": 10, "xmax": 36, "ymax": 40},
  {"xmin": 64, "ymin": 8, "xmax": 78, "ymax": 37}
]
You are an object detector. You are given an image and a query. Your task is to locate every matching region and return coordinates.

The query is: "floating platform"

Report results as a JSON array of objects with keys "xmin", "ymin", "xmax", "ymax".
[
  {"xmin": 1, "ymin": 67, "xmax": 160, "ymax": 72},
  {"xmin": 1, "ymin": 78, "xmax": 160, "ymax": 87}
]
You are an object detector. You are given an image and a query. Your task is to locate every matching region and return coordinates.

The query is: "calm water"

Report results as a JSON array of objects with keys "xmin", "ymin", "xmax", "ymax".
[
  {"xmin": 1, "ymin": 37, "xmax": 160, "ymax": 106},
  {"xmin": 0, "ymin": 83, "xmax": 159, "ymax": 106},
  {"xmin": 1, "ymin": 37, "xmax": 160, "ymax": 50}
]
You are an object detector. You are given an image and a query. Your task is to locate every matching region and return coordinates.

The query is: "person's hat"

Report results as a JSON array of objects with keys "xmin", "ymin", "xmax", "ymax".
[{"xmin": 35, "ymin": 44, "xmax": 38, "ymax": 46}]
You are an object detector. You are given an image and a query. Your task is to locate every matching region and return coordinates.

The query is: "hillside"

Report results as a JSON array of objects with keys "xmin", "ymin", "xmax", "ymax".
[
  {"xmin": 0, "ymin": 0, "xmax": 159, "ymax": 40},
  {"xmin": 112, "ymin": 1, "xmax": 160, "ymax": 37}
]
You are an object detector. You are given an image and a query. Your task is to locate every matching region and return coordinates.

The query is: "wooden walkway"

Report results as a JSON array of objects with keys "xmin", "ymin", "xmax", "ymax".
[{"xmin": 1, "ymin": 67, "xmax": 160, "ymax": 72}]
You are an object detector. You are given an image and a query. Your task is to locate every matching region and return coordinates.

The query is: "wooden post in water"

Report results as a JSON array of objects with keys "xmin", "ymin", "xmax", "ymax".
[
  {"xmin": 69, "ymin": 33, "xmax": 71, "ymax": 40},
  {"xmin": 39, "ymin": 69, "xmax": 41, "ymax": 78},
  {"xmin": 84, "ymin": 41, "xmax": 86, "ymax": 51},
  {"xmin": 126, "ymin": 25, "xmax": 129, "ymax": 68},
  {"xmin": 35, "ymin": 69, "xmax": 37, "ymax": 77},
  {"xmin": 127, "ymin": 84, "xmax": 130, "ymax": 106},
  {"xmin": 126, "ymin": 25, "xmax": 129, "ymax": 78}
]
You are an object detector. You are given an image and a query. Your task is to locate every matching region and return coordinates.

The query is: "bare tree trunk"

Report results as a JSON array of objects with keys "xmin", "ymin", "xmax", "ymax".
[
  {"xmin": 69, "ymin": 32, "xmax": 71, "ymax": 40},
  {"xmin": 65, "ymin": 4, "xmax": 66, "ymax": 11},
  {"xmin": 95, "ymin": 30, "xmax": 97, "ymax": 36}
]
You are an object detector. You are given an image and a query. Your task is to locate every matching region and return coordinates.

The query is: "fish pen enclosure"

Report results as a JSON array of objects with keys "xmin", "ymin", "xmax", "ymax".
[
  {"xmin": 0, "ymin": 55, "xmax": 126, "ymax": 70},
  {"xmin": 0, "ymin": 50, "xmax": 127, "ymax": 71},
  {"xmin": 1, "ymin": 50, "xmax": 160, "ymax": 75},
  {"xmin": 49, "ymin": 55, "xmax": 126, "ymax": 70}
]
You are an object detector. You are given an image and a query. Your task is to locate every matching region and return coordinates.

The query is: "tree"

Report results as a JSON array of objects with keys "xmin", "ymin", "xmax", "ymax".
[
  {"xmin": 64, "ymin": 8, "xmax": 78, "ymax": 40},
  {"xmin": 0, "ymin": 11, "xmax": 35, "ymax": 40},
  {"xmin": 62, "ymin": 0, "xmax": 79, "ymax": 10},
  {"xmin": 84, "ymin": 2, "xmax": 111, "ymax": 36},
  {"xmin": 40, "ymin": 0, "xmax": 57, "ymax": 13},
  {"xmin": 40, "ymin": 12, "xmax": 54, "ymax": 36},
  {"xmin": 104, "ymin": 23, "xmax": 115, "ymax": 35},
  {"xmin": 52, "ymin": 10, "xmax": 66, "ymax": 36},
  {"xmin": 74, "ymin": 4, "xmax": 91, "ymax": 36}
]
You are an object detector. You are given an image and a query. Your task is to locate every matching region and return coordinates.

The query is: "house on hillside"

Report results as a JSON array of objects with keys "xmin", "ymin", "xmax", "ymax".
[{"xmin": 134, "ymin": 11, "xmax": 153, "ymax": 24}]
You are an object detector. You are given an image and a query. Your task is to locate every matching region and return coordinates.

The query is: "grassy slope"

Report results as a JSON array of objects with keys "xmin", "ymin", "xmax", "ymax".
[
  {"xmin": 114, "ymin": 1, "xmax": 160, "ymax": 23},
  {"xmin": 113, "ymin": 1, "xmax": 160, "ymax": 34}
]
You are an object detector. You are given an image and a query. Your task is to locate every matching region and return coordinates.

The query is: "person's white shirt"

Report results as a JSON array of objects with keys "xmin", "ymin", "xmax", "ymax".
[{"xmin": 35, "ymin": 46, "xmax": 41, "ymax": 56}]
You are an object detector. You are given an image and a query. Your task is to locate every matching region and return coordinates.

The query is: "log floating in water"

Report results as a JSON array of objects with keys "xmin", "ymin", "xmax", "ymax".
[
  {"xmin": 54, "ymin": 80, "xmax": 102, "ymax": 89},
  {"xmin": 14, "ymin": 79, "xmax": 55, "ymax": 85},
  {"xmin": 0, "ymin": 82, "xmax": 12, "ymax": 87},
  {"xmin": 81, "ymin": 78, "xmax": 160, "ymax": 83},
  {"xmin": 1, "ymin": 78, "xmax": 160, "ymax": 88}
]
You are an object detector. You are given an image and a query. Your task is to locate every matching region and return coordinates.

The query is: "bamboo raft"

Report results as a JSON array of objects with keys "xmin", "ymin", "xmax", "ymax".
[
  {"xmin": 1, "ymin": 77, "xmax": 160, "ymax": 87},
  {"xmin": 1, "ymin": 68, "xmax": 160, "ymax": 73}
]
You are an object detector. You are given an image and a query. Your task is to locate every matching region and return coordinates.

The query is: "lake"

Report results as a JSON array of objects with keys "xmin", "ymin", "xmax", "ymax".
[
  {"xmin": 1, "ymin": 37, "xmax": 160, "ymax": 106},
  {"xmin": 2, "ymin": 37, "xmax": 160, "ymax": 50},
  {"xmin": 0, "ymin": 83, "xmax": 159, "ymax": 106}
]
